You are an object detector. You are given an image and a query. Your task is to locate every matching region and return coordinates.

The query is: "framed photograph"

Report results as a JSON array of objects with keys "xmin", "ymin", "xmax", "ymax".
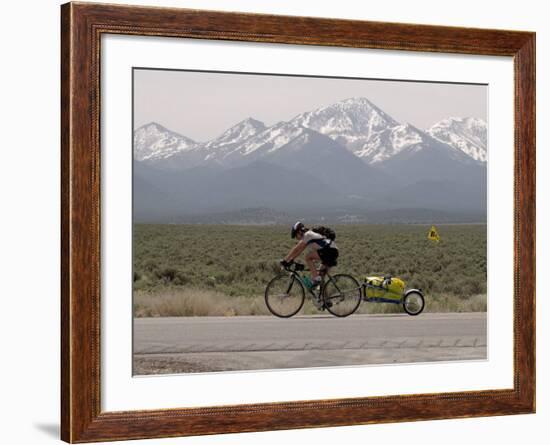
[{"xmin": 61, "ymin": 2, "xmax": 535, "ymax": 442}]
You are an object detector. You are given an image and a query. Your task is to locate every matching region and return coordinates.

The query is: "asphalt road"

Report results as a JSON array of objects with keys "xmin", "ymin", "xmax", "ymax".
[{"xmin": 133, "ymin": 313, "xmax": 486, "ymax": 375}]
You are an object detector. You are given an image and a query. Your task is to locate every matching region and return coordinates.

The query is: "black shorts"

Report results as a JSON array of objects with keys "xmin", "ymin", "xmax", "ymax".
[{"xmin": 318, "ymin": 246, "xmax": 339, "ymax": 267}]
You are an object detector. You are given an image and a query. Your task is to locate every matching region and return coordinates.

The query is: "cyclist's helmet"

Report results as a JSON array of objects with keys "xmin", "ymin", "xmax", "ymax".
[{"xmin": 291, "ymin": 221, "xmax": 305, "ymax": 239}]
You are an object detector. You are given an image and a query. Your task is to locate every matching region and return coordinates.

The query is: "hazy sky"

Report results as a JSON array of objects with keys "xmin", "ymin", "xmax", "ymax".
[{"xmin": 134, "ymin": 68, "xmax": 487, "ymax": 142}]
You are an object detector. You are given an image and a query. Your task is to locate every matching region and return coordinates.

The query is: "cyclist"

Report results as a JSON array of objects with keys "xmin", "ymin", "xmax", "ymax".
[{"xmin": 280, "ymin": 221, "xmax": 339, "ymax": 289}]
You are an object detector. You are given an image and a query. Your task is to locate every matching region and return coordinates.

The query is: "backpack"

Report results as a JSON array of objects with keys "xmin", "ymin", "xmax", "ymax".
[{"xmin": 312, "ymin": 226, "xmax": 336, "ymax": 241}]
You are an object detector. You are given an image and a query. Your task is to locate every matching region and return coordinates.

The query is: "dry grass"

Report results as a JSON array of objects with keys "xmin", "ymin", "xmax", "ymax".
[
  {"xmin": 133, "ymin": 224, "xmax": 487, "ymax": 299},
  {"xmin": 355, "ymin": 293, "xmax": 486, "ymax": 314},
  {"xmin": 134, "ymin": 225, "xmax": 488, "ymax": 316},
  {"xmin": 134, "ymin": 287, "xmax": 486, "ymax": 317},
  {"xmin": 134, "ymin": 288, "xmax": 270, "ymax": 317}
]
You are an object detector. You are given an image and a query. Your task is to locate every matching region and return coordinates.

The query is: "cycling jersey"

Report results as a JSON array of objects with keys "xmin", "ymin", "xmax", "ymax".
[{"xmin": 303, "ymin": 230, "xmax": 337, "ymax": 251}]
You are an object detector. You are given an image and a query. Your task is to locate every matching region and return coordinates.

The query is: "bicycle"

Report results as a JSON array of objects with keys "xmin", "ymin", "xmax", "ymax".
[{"xmin": 264, "ymin": 261, "xmax": 362, "ymax": 318}]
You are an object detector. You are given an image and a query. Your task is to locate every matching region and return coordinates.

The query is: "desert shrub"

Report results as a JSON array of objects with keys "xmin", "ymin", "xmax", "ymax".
[
  {"xmin": 133, "ymin": 288, "xmax": 271, "ymax": 317},
  {"xmin": 154, "ymin": 267, "xmax": 178, "ymax": 283},
  {"xmin": 133, "ymin": 223, "xmax": 487, "ymax": 313}
]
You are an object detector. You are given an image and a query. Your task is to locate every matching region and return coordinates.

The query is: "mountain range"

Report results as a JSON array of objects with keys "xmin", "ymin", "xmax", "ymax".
[{"xmin": 133, "ymin": 97, "xmax": 487, "ymax": 223}]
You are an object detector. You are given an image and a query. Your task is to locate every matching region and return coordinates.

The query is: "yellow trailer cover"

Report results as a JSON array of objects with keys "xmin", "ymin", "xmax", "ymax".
[{"xmin": 365, "ymin": 276, "xmax": 405, "ymax": 300}]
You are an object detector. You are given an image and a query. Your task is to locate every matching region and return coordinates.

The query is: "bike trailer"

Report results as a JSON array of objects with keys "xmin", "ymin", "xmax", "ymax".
[{"xmin": 365, "ymin": 276, "xmax": 405, "ymax": 300}]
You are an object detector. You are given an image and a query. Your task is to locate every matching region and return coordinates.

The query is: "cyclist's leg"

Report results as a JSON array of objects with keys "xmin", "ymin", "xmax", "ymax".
[
  {"xmin": 305, "ymin": 250, "xmax": 321, "ymax": 280},
  {"xmin": 319, "ymin": 264, "xmax": 329, "ymax": 276}
]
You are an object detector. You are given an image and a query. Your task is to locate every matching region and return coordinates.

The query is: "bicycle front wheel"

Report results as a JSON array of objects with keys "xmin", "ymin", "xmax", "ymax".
[
  {"xmin": 323, "ymin": 274, "xmax": 362, "ymax": 317},
  {"xmin": 264, "ymin": 274, "xmax": 305, "ymax": 318}
]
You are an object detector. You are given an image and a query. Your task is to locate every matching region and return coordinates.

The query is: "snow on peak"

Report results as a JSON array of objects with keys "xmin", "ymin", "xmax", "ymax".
[
  {"xmin": 354, "ymin": 122, "xmax": 426, "ymax": 163},
  {"xmin": 133, "ymin": 99, "xmax": 487, "ymax": 170},
  {"xmin": 133, "ymin": 122, "xmax": 196, "ymax": 161},
  {"xmin": 290, "ymin": 97, "xmax": 400, "ymax": 152},
  {"xmin": 205, "ymin": 117, "xmax": 266, "ymax": 150},
  {"xmin": 238, "ymin": 121, "xmax": 307, "ymax": 156},
  {"xmin": 390, "ymin": 123, "xmax": 424, "ymax": 150},
  {"xmin": 427, "ymin": 117, "xmax": 487, "ymax": 162}
]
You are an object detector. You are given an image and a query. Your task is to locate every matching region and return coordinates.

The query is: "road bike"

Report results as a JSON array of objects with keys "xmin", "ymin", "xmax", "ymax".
[{"xmin": 264, "ymin": 261, "xmax": 362, "ymax": 318}]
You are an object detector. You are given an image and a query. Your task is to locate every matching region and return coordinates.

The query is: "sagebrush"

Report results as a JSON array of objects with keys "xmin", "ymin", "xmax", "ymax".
[{"xmin": 133, "ymin": 224, "xmax": 486, "ymax": 316}]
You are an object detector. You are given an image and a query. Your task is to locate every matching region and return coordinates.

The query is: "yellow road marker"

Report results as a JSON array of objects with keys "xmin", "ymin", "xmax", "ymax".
[{"xmin": 428, "ymin": 225, "xmax": 440, "ymax": 242}]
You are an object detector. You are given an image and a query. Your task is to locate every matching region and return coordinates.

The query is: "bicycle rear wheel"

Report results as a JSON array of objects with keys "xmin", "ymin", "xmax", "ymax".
[
  {"xmin": 323, "ymin": 274, "xmax": 362, "ymax": 317},
  {"xmin": 265, "ymin": 274, "xmax": 305, "ymax": 318}
]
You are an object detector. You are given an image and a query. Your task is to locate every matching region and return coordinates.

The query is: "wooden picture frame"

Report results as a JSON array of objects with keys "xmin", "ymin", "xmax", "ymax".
[{"xmin": 61, "ymin": 2, "xmax": 535, "ymax": 442}]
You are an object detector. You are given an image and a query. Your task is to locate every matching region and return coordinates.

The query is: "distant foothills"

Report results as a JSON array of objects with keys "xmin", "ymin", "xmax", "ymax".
[{"xmin": 134, "ymin": 97, "xmax": 487, "ymax": 224}]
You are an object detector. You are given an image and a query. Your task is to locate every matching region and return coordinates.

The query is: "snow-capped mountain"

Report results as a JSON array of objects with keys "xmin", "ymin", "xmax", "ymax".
[
  {"xmin": 211, "ymin": 120, "xmax": 308, "ymax": 166},
  {"xmin": 133, "ymin": 122, "xmax": 196, "ymax": 161},
  {"xmin": 137, "ymin": 118, "xmax": 268, "ymax": 169},
  {"xmin": 290, "ymin": 98, "xmax": 487, "ymax": 166},
  {"xmin": 201, "ymin": 117, "xmax": 266, "ymax": 163},
  {"xmin": 353, "ymin": 123, "xmax": 424, "ymax": 164},
  {"xmin": 201, "ymin": 121, "xmax": 393, "ymax": 193},
  {"xmin": 427, "ymin": 117, "xmax": 487, "ymax": 162},
  {"xmin": 368, "ymin": 123, "xmax": 478, "ymax": 167},
  {"xmin": 291, "ymin": 97, "xmax": 399, "ymax": 153},
  {"xmin": 377, "ymin": 127, "xmax": 480, "ymax": 177},
  {"xmin": 133, "ymin": 97, "xmax": 487, "ymax": 221},
  {"xmin": 134, "ymin": 98, "xmax": 487, "ymax": 169},
  {"xmin": 262, "ymin": 127, "xmax": 391, "ymax": 193}
]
